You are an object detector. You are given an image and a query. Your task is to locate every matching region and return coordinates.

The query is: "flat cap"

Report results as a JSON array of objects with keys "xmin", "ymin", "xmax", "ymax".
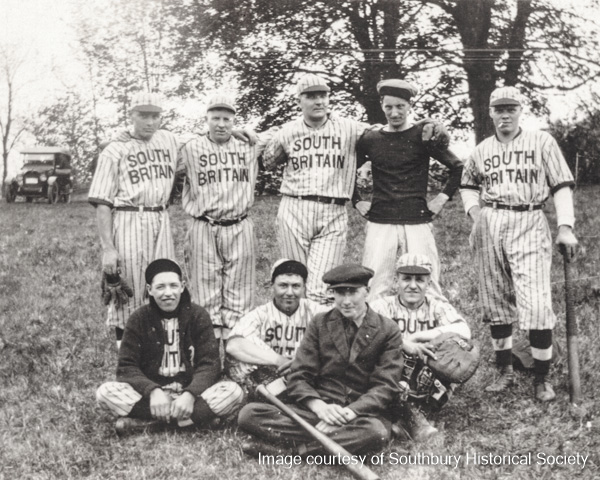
[
  {"xmin": 271, "ymin": 258, "xmax": 308, "ymax": 283},
  {"xmin": 296, "ymin": 74, "xmax": 330, "ymax": 96},
  {"xmin": 131, "ymin": 92, "xmax": 164, "ymax": 113},
  {"xmin": 377, "ymin": 79, "xmax": 418, "ymax": 101},
  {"xmin": 489, "ymin": 86, "xmax": 522, "ymax": 107},
  {"xmin": 323, "ymin": 263, "xmax": 374, "ymax": 289},
  {"xmin": 145, "ymin": 258, "xmax": 182, "ymax": 285},
  {"xmin": 396, "ymin": 253, "xmax": 432, "ymax": 275},
  {"xmin": 207, "ymin": 94, "xmax": 236, "ymax": 114}
]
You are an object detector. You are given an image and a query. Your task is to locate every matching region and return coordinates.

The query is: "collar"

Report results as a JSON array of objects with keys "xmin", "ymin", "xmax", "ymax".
[{"xmin": 494, "ymin": 127, "xmax": 523, "ymax": 143}]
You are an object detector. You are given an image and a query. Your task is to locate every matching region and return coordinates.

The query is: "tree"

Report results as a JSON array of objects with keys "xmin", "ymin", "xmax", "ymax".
[
  {"xmin": 166, "ymin": 0, "xmax": 600, "ymax": 141},
  {"xmin": 0, "ymin": 45, "xmax": 27, "ymax": 197}
]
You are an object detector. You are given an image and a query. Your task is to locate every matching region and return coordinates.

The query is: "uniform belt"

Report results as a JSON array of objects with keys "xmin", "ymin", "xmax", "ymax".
[
  {"xmin": 114, "ymin": 205, "xmax": 168, "ymax": 212},
  {"xmin": 195, "ymin": 214, "xmax": 248, "ymax": 226},
  {"xmin": 485, "ymin": 202, "xmax": 544, "ymax": 212},
  {"xmin": 290, "ymin": 195, "xmax": 346, "ymax": 206}
]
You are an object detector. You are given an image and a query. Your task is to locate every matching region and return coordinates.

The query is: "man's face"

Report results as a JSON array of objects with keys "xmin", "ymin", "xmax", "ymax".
[
  {"xmin": 131, "ymin": 111, "xmax": 161, "ymax": 140},
  {"xmin": 397, "ymin": 273, "xmax": 430, "ymax": 309},
  {"xmin": 489, "ymin": 105, "xmax": 521, "ymax": 136},
  {"xmin": 207, "ymin": 109, "xmax": 235, "ymax": 143},
  {"xmin": 272, "ymin": 273, "xmax": 305, "ymax": 314},
  {"xmin": 332, "ymin": 286, "xmax": 368, "ymax": 322},
  {"xmin": 298, "ymin": 92, "xmax": 329, "ymax": 123},
  {"xmin": 147, "ymin": 271, "xmax": 184, "ymax": 313},
  {"xmin": 381, "ymin": 95, "xmax": 411, "ymax": 130}
]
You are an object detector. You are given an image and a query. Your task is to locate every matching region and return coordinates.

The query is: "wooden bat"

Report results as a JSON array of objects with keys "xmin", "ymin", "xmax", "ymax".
[
  {"xmin": 256, "ymin": 385, "xmax": 380, "ymax": 480},
  {"xmin": 561, "ymin": 247, "xmax": 583, "ymax": 405}
]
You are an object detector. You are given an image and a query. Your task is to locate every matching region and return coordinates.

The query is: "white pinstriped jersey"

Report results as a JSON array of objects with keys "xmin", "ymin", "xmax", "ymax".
[
  {"xmin": 370, "ymin": 295, "xmax": 466, "ymax": 336},
  {"xmin": 89, "ymin": 131, "xmax": 179, "ymax": 207},
  {"xmin": 263, "ymin": 113, "xmax": 369, "ymax": 198},
  {"xmin": 461, "ymin": 129, "xmax": 574, "ymax": 204},
  {"xmin": 229, "ymin": 299, "xmax": 329, "ymax": 357},
  {"xmin": 179, "ymin": 134, "xmax": 269, "ymax": 219}
]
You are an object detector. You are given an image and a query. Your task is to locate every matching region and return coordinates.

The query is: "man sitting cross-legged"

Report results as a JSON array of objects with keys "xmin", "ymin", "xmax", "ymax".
[
  {"xmin": 238, "ymin": 264, "xmax": 402, "ymax": 457},
  {"xmin": 96, "ymin": 258, "xmax": 244, "ymax": 436}
]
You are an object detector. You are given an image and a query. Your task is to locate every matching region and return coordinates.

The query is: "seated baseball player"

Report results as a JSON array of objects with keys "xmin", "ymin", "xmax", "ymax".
[
  {"xmin": 96, "ymin": 258, "xmax": 244, "ymax": 436},
  {"xmin": 225, "ymin": 259, "xmax": 329, "ymax": 398},
  {"xmin": 370, "ymin": 253, "xmax": 476, "ymax": 442},
  {"xmin": 238, "ymin": 264, "xmax": 403, "ymax": 457}
]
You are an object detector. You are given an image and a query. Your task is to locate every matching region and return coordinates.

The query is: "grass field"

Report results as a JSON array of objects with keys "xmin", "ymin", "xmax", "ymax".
[{"xmin": 1, "ymin": 188, "xmax": 599, "ymax": 480}]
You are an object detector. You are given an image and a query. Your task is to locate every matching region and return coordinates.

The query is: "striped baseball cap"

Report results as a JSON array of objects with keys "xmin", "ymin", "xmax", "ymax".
[
  {"xmin": 131, "ymin": 92, "xmax": 164, "ymax": 113},
  {"xmin": 377, "ymin": 79, "xmax": 418, "ymax": 101},
  {"xmin": 207, "ymin": 94, "xmax": 236, "ymax": 114},
  {"xmin": 296, "ymin": 74, "xmax": 330, "ymax": 96},
  {"xmin": 396, "ymin": 253, "xmax": 432, "ymax": 275},
  {"xmin": 489, "ymin": 86, "xmax": 522, "ymax": 107}
]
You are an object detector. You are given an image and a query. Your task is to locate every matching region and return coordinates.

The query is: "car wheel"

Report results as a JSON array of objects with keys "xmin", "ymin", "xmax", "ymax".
[
  {"xmin": 5, "ymin": 186, "xmax": 16, "ymax": 203},
  {"xmin": 26, "ymin": 196, "xmax": 33, "ymax": 203},
  {"xmin": 47, "ymin": 183, "xmax": 59, "ymax": 204}
]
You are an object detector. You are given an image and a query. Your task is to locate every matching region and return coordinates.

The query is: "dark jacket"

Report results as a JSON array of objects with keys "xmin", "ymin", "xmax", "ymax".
[
  {"xmin": 287, "ymin": 306, "xmax": 403, "ymax": 418},
  {"xmin": 117, "ymin": 291, "xmax": 221, "ymax": 398}
]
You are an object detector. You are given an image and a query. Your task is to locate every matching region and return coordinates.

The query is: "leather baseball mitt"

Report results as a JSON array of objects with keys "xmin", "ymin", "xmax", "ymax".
[
  {"xmin": 425, "ymin": 332, "xmax": 480, "ymax": 384},
  {"xmin": 101, "ymin": 272, "xmax": 134, "ymax": 309}
]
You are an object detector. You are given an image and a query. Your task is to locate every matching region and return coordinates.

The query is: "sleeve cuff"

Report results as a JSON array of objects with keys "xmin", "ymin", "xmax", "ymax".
[{"xmin": 88, "ymin": 197, "xmax": 113, "ymax": 208}]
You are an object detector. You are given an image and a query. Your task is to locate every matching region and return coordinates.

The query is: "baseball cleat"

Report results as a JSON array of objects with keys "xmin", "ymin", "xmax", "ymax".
[
  {"xmin": 241, "ymin": 439, "xmax": 293, "ymax": 458},
  {"xmin": 115, "ymin": 417, "xmax": 161, "ymax": 437},
  {"xmin": 404, "ymin": 404, "xmax": 440, "ymax": 442},
  {"xmin": 534, "ymin": 381, "xmax": 556, "ymax": 402},
  {"xmin": 484, "ymin": 371, "xmax": 515, "ymax": 393}
]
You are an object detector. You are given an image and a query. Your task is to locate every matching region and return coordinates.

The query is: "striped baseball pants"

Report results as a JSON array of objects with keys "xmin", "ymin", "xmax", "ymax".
[
  {"xmin": 277, "ymin": 196, "xmax": 347, "ymax": 304},
  {"xmin": 362, "ymin": 221, "xmax": 445, "ymax": 302},
  {"xmin": 184, "ymin": 217, "xmax": 255, "ymax": 339},
  {"xmin": 470, "ymin": 208, "xmax": 556, "ymax": 330},
  {"xmin": 96, "ymin": 380, "xmax": 244, "ymax": 425},
  {"xmin": 108, "ymin": 210, "xmax": 175, "ymax": 330}
]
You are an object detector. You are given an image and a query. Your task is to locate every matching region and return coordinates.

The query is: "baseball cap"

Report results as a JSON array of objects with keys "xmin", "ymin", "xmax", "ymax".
[
  {"xmin": 489, "ymin": 86, "xmax": 522, "ymax": 107},
  {"xmin": 296, "ymin": 74, "xmax": 330, "ymax": 96},
  {"xmin": 396, "ymin": 253, "xmax": 432, "ymax": 275},
  {"xmin": 207, "ymin": 94, "xmax": 236, "ymax": 114},
  {"xmin": 145, "ymin": 258, "xmax": 182, "ymax": 285},
  {"xmin": 271, "ymin": 259, "xmax": 308, "ymax": 283},
  {"xmin": 377, "ymin": 79, "xmax": 418, "ymax": 101},
  {"xmin": 323, "ymin": 264, "xmax": 374, "ymax": 289},
  {"xmin": 131, "ymin": 92, "xmax": 164, "ymax": 113}
]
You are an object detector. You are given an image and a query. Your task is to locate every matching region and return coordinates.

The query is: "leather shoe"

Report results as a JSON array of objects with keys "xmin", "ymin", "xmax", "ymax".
[
  {"xmin": 241, "ymin": 439, "xmax": 293, "ymax": 458},
  {"xmin": 115, "ymin": 417, "xmax": 161, "ymax": 437},
  {"xmin": 485, "ymin": 372, "xmax": 515, "ymax": 393},
  {"xmin": 534, "ymin": 381, "xmax": 556, "ymax": 402}
]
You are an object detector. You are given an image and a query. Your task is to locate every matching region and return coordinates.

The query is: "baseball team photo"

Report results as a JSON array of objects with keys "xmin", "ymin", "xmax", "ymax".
[{"xmin": 1, "ymin": 1, "xmax": 599, "ymax": 479}]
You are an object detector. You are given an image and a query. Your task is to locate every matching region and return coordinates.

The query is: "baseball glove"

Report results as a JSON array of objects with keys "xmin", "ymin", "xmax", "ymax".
[
  {"xmin": 421, "ymin": 120, "xmax": 450, "ymax": 153},
  {"xmin": 101, "ymin": 272, "xmax": 134, "ymax": 309},
  {"xmin": 425, "ymin": 332, "xmax": 480, "ymax": 384}
]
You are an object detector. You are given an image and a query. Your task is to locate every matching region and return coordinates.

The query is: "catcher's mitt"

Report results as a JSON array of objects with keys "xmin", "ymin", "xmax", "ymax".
[
  {"xmin": 101, "ymin": 272, "xmax": 134, "ymax": 309},
  {"xmin": 421, "ymin": 120, "xmax": 450, "ymax": 153},
  {"xmin": 425, "ymin": 332, "xmax": 480, "ymax": 384}
]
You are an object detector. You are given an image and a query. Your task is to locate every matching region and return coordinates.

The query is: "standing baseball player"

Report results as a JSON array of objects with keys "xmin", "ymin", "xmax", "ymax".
[
  {"xmin": 96, "ymin": 259, "xmax": 244, "ymax": 435},
  {"xmin": 460, "ymin": 86, "xmax": 578, "ymax": 401},
  {"xmin": 263, "ymin": 74, "xmax": 447, "ymax": 304},
  {"xmin": 225, "ymin": 259, "xmax": 329, "ymax": 397},
  {"xmin": 370, "ymin": 253, "xmax": 472, "ymax": 441},
  {"xmin": 179, "ymin": 94, "xmax": 271, "ymax": 341},
  {"xmin": 355, "ymin": 79, "xmax": 462, "ymax": 301},
  {"xmin": 89, "ymin": 92, "xmax": 179, "ymax": 348}
]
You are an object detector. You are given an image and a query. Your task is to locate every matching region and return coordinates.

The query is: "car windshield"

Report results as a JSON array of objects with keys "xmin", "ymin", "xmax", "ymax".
[{"xmin": 23, "ymin": 154, "xmax": 54, "ymax": 166}]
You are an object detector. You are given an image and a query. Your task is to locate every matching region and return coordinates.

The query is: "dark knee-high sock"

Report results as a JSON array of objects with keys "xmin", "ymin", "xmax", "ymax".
[
  {"xmin": 529, "ymin": 329, "xmax": 552, "ymax": 384},
  {"xmin": 490, "ymin": 324, "xmax": 513, "ymax": 371}
]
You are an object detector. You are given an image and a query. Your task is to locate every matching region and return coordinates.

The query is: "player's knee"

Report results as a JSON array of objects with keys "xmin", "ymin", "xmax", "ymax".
[
  {"xmin": 360, "ymin": 418, "xmax": 390, "ymax": 450},
  {"xmin": 95, "ymin": 383, "xmax": 111, "ymax": 407}
]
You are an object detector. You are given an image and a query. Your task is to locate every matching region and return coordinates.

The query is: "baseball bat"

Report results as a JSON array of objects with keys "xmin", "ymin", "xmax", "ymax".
[
  {"xmin": 560, "ymin": 247, "xmax": 583, "ymax": 405},
  {"xmin": 256, "ymin": 385, "xmax": 380, "ymax": 480}
]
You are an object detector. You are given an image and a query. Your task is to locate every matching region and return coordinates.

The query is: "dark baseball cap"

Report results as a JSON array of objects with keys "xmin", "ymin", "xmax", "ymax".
[
  {"xmin": 145, "ymin": 258, "xmax": 182, "ymax": 285},
  {"xmin": 270, "ymin": 258, "xmax": 308, "ymax": 283},
  {"xmin": 323, "ymin": 264, "xmax": 374, "ymax": 289}
]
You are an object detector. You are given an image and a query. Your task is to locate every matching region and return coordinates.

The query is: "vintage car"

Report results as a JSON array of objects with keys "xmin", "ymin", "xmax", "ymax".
[{"xmin": 5, "ymin": 147, "xmax": 73, "ymax": 203}]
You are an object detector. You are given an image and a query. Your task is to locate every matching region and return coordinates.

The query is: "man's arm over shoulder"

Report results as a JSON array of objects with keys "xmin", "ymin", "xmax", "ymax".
[
  {"xmin": 116, "ymin": 309, "xmax": 162, "ymax": 397},
  {"xmin": 346, "ymin": 314, "xmax": 403, "ymax": 416},
  {"xmin": 184, "ymin": 304, "xmax": 221, "ymax": 397}
]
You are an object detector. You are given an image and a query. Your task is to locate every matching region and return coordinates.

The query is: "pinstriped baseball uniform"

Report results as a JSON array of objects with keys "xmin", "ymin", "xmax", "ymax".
[
  {"xmin": 461, "ymin": 129, "xmax": 574, "ymax": 330},
  {"xmin": 370, "ymin": 294, "xmax": 467, "ymax": 336},
  {"xmin": 179, "ymin": 134, "xmax": 268, "ymax": 339},
  {"xmin": 226, "ymin": 299, "xmax": 329, "ymax": 382},
  {"xmin": 263, "ymin": 113, "xmax": 368, "ymax": 303},
  {"xmin": 89, "ymin": 131, "xmax": 179, "ymax": 330}
]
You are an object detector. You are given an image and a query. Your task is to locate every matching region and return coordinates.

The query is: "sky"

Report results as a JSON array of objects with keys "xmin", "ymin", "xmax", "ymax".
[{"xmin": 0, "ymin": 0, "xmax": 598, "ymax": 173}]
